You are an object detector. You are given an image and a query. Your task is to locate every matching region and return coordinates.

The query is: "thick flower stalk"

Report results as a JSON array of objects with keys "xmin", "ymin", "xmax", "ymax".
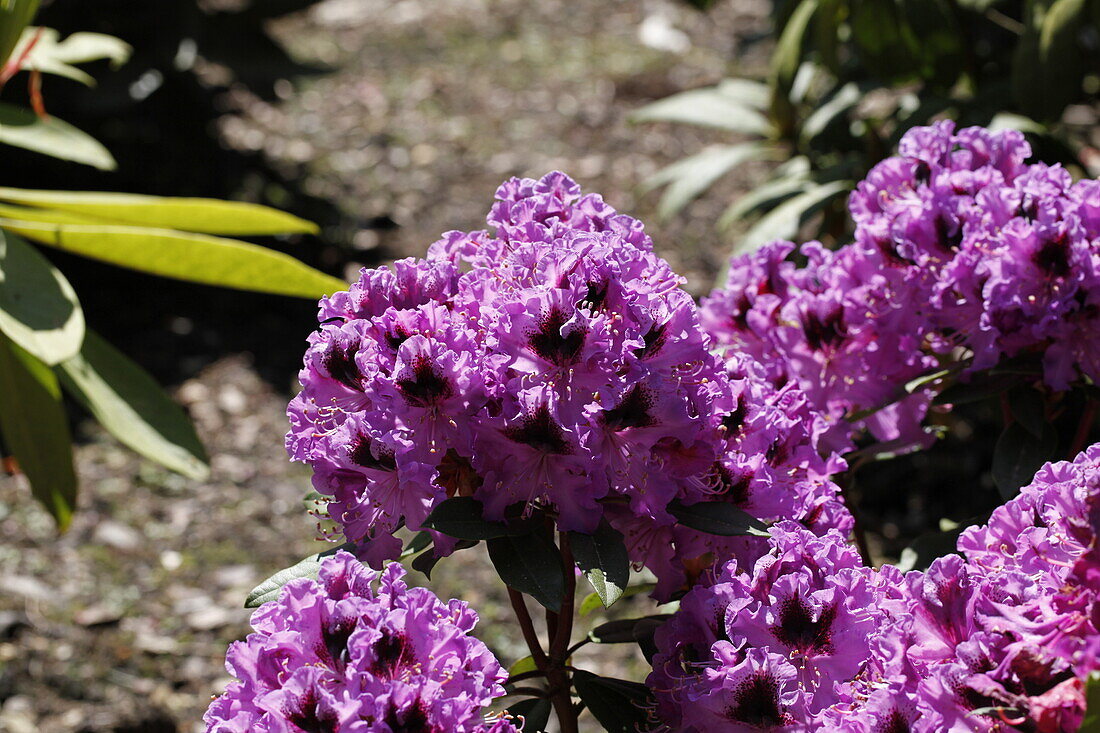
[
  {"xmin": 287, "ymin": 172, "xmax": 850, "ymax": 598},
  {"xmin": 648, "ymin": 444, "xmax": 1100, "ymax": 731},
  {"xmin": 204, "ymin": 551, "xmax": 517, "ymax": 733}
]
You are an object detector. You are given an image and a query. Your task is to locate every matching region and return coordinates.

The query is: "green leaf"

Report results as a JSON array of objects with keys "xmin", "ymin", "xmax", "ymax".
[
  {"xmin": 55, "ymin": 330, "xmax": 208, "ymax": 479},
  {"xmin": 629, "ymin": 88, "xmax": 773, "ymax": 135},
  {"xmin": 736, "ymin": 180, "xmax": 851, "ymax": 254},
  {"xmin": 1081, "ymin": 672, "xmax": 1100, "ymax": 732},
  {"xmin": 992, "ymin": 422, "xmax": 1058, "ymax": 500},
  {"xmin": 770, "ymin": 0, "xmax": 819, "ymax": 97},
  {"xmin": 486, "ymin": 533, "xmax": 565, "ymax": 611},
  {"xmin": 0, "ymin": 187, "xmax": 318, "ymax": 235},
  {"xmin": 422, "ymin": 497, "xmax": 521, "ymax": 540},
  {"xmin": 245, "ymin": 543, "xmax": 356, "ymax": 608},
  {"xmin": 0, "ymin": 0, "xmax": 40, "ymax": 68},
  {"xmin": 895, "ymin": 528, "xmax": 966, "ymax": 573},
  {"xmin": 0, "ymin": 102, "xmax": 116, "ymax": 170},
  {"xmin": 0, "ymin": 228, "xmax": 83, "ymax": 365},
  {"xmin": 572, "ymin": 670, "xmax": 654, "ymax": 733},
  {"xmin": 14, "ymin": 27, "xmax": 131, "ymax": 86},
  {"xmin": 668, "ymin": 499, "xmax": 769, "ymax": 537},
  {"xmin": 579, "ymin": 582, "xmax": 656, "ymax": 617},
  {"xmin": 799, "ymin": 82, "xmax": 862, "ymax": 143},
  {"xmin": 1012, "ymin": 0, "xmax": 1090, "ymax": 120},
  {"xmin": 411, "ymin": 547, "xmax": 442, "ymax": 580},
  {"xmin": 505, "ymin": 698, "xmax": 551, "ymax": 733},
  {"xmin": 398, "ymin": 530, "xmax": 431, "ymax": 559},
  {"xmin": 507, "ymin": 655, "xmax": 539, "ymax": 678},
  {"xmin": 644, "ymin": 143, "xmax": 776, "ymax": 220},
  {"xmin": 0, "ymin": 217, "xmax": 345, "ymax": 299},
  {"xmin": 715, "ymin": 78, "xmax": 772, "ymax": 110},
  {"xmin": 1008, "ymin": 385, "xmax": 1047, "ymax": 438},
  {"xmin": 718, "ymin": 175, "xmax": 811, "ymax": 230},
  {"xmin": 589, "ymin": 615, "xmax": 672, "ymax": 644},
  {"xmin": 0, "ymin": 333, "xmax": 76, "ymax": 529},
  {"xmin": 569, "ymin": 520, "xmax": 630, "ymax": 609},
  {"xmin": 934, "ymin": 370, "xmax": 1027, "ymax": 406}
]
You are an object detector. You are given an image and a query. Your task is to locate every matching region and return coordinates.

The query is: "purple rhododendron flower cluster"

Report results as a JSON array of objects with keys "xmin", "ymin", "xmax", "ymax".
[
  {"xmin": 648, "ymin": 444, "xmax": 1100, "ymax": 731},
  {"xmin": 703, "ymin": 120, "xmax": 1100, "ymax": 443},
  {"xmin": 287, "ymin": 172, "xmax": 850, "ymax": 596},
  {"xmin": 204, "ymin": 551, "xmax": 517, "ymax": 733}
]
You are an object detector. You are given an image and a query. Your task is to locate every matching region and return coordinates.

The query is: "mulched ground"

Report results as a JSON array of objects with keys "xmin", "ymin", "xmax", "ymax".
[{"xmin": 0, "ymin": 0, "xmax": 780, "ymax": 730}]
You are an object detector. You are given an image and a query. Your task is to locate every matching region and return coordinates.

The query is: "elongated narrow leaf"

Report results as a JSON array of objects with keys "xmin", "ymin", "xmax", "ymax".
[
  {"xmin": 715, "ymin": 78, "xmax": 771, "ymax": 110},
  {"xmin": 630, "ymin": 88, "xmax": 773, "ymax": 135},
  {"xmin": 644, "ymin": 143, "xmax": 775, "ymax": 220},
  {"xmin": 0, "ymin": 103, "xmax": 116, "ymax": 170},
  {"xmin": 0, "ymin": 334, "xmax": 77, "ymax": 529},
  {"xmin": 570, "ymin": 520, "xmax": 629, "ymax": 609},
  {"xmin": 737, "ymin": 180, "xmax": 851, "ymax": 254},
  {"xmin": 56, "ymin": 330, "xmax": 208, "ymax": 479},
  {"xmin": 572, "ymin": 670, "xmax": 654, "ymax": 733},
  {"xmin": 799, "ymin": 82, "xmax": 862, "ymax": 143},
  {"xmin": 0, "ymin": 218, "xmax": 345, "ymax": 298},
  {"xmin": 771, "ymin": 0, "xmax": 819, "ymax": 95},
  {"xmin": 486, "ymin": 533, "xmax": 565, "ymax": 611},
  {"xmin": 13, "ymin": 27, "xmax": 131, "ymax": 86},
  {"xmin": 668, "ymin": 499, "xmax": 769, "ymax": 536},
  {"xmin": 0, "ymin": 228, "xmax": 83, "ymax": 365},
  {"xmin": 718, "ymin": 175, "xmax": 810, "ymax": 229},
  {"xmin": 0, "ymin": 187, "xmax": 318, "ymax": 235},
  {"xmin": 245, "ymin": 542, "xmax": 356, "ymax": 608},
  {"xmin": 992, "ymin": 422, "xmax": 1058, "ymax": 500},
  {"xmin": 589, "ymin": 615, "xmax": 672, "ymax": 644}
]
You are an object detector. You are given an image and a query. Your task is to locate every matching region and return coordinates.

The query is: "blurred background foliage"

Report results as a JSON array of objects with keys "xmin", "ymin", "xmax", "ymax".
[{"xmin": 643, "ymin": 0, "xmax": 1100, "ymax": 255}]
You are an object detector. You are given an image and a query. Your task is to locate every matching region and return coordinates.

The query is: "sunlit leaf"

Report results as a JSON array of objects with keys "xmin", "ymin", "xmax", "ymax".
[
  {"xmin": 643, "ymin": 143, "xmax": 776, "ymax": 220},
  {"xmin": 630, "ymin": 88, "xmax": 773, "ymax": 135},
  {"xmin": 0, "ymin": 217, "xmax": 345, "ymax": 298},
  {"xmin": 0, "ymin": 333, "xmax": 76, "ymax": 530},
  {"xmin": 736, "ymin": 180, "xmax": 851, "ymax": 253},
  {"xmin": 56, "ymin": 330, "xmax": 209, "ymax": 480},
  {"xmin": 570, "ymin": 520, "xmax": 630, "ymax": 609},
  {"xmin": 0, "ymin": 103, "xmax": 116, "ymax": 169},
  {"xmin": 0, "ymin": 187, "xmax": 318, "ymax": 235},
  {"xmin": 0, "ymin": 0, "xmax": 39, "ymax": 68},
  {"xmin": 0, "ymin": 228, "xmax": 83, "ymax": 365},
  {"xmin": 718, "ymin": 175, "xmax": 810, "ymax": 229},
  {"xmin": 245, "ymin": 543, "xmax": 356, "ymax": 608},
  {"xmin": 13, "ymin": 27, "xmax": 131, "ymax": 85}
]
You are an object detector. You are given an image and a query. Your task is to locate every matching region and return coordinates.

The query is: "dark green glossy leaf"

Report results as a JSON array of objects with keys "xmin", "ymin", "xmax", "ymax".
[
  {"xmin": 934, "ymin": 371, "xmax": 1027, "ymax": 406},
  {"xmin": 589, "ymin": 615, "xmax": 672, "ymax": 644},
  {"xmin": 1008, "ymin": 385, "xmax": 1047, "ymax": 438},
  {"xmin": 399, "ymin": 530, "xmax": 432, "ymax": 559},
  {"xmin": 570, "ymin": 520, "xmax": 630, "ymax": 609},
  {"xmin": 572, "ymin": 670, "xmax": 654, "ymax": 733},
  {"xmin": 486, "ymin": 533, "xmax": 564, "ymax": 611},
  {"xmin": 422, "ymin": 497, "xmax": 518, "ymax": 540},
  {"xmin": 411, "ymin": 547, "xmax": 441, "ymax": 580},
  {"xmin": 245, "ymin": 543, "xmax": 356, "ymax": 608},
  {"xmin": 56, "ymin": 330, "xmax": 208, "ymax": 479},
  {"xmin": 0, "ymin": 333, "xmax": 76, "ymax": 529},
  {"xmin": 668, "ymin": 499, "xmax": 769, "ymax": 537},
  {"xmin": 506, "ymin": 697, "xmax": 551, "ymax": 732},
  {"xmin": 992, "ymin": 422, "xmax": 1058, "ymax": 500}
]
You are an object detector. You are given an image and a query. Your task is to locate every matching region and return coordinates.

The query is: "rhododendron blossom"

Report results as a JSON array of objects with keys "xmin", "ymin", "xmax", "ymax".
[{"xmin": 204, "ymin": 552, "xmax": 516, "ymax": 733}]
